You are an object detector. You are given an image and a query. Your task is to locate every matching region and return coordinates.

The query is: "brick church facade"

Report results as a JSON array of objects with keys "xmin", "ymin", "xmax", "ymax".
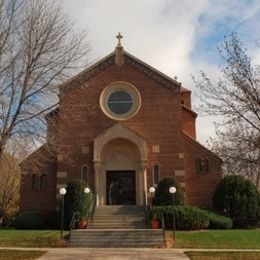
[{"xmin": 20, "ymin": 37, "xmax": 222, "ymax": 214}]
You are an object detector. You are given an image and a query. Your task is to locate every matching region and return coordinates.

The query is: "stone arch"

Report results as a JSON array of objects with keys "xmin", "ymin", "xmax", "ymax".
[
  {"xmin": 93, "ymin": 124, "xmax": 147, "ymax": 205},
  {"xmin": 94, "ymin": 123, "xmax": 147, "ymax": 163}
]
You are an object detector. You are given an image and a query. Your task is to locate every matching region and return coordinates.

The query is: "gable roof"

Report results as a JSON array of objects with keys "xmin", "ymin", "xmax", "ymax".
[
  {"xmin": 60, "ymin": 49, "xmax": 182, "ymax": 94},
  {"xmin": 183, "ymin": 132, "xmax": 222, "ymax": 163}
]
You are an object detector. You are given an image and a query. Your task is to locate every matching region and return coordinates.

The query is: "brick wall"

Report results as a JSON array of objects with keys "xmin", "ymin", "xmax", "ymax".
[
  {"xmin": 57, "ymin": 62, "xmax": 184, "ymax": 191},
  {"xmin": 183, "ymin": 134, "xmax": 222, "ymax": 207},
  {"xmin": 20, "ymin": 145, "xmax": 57, "ymax": 212}
]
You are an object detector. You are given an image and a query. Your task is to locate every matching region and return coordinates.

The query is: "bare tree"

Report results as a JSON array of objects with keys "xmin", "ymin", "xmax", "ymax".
[
  {"xmin": 194, "ymin": 33, "xmax": 260, "ymax": 187},
  {"xmin": 0, "ymin": 154, "xmax": 20, "ymax": 225},
  {"xmin": 0, "ymin": 0, "xmax": 89, "ymax": 159}
]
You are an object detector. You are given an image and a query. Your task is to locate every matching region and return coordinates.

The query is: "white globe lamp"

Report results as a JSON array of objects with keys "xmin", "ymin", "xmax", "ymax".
[
  {"xmin": 84, "ymin": 187, "xmax": 91, "ymax": 194},
  {"xmin": 149, "ymin": 187, "xmax": 155, "ymax": 193},
  {"xmin": 169, "ymin": 186, "xmax": 177, "ymax": 194},
  {"xmin": 59, "ymin": 187, "xmax": 66, "ymax": 195}
]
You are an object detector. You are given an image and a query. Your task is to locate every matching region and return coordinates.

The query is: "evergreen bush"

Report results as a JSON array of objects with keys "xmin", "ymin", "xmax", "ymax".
[
  {"xmin": 152, "ymin": 205, "xmax": 210, "ymax": 230},
  {"xmin": 207, "ymin": 211, "xmax": 233, "ymax": 229},
  {"xmin": 153, "ymin": 178, "xmax": 184, "ymax": 206},
  {"xmin": 63, "ymin": 179, "xmax": 93, "ymax": 229},
  {"xmin": 213, "ymin": 175, "xmax": 260, "ymax": 228},
  {"xmin": 15, "ymin": 211, "xmax": 45, "ymax": 229}
]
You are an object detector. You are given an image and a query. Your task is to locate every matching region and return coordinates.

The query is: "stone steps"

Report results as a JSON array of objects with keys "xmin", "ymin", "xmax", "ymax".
[
  {"xmin": 89, "ymin": 206, "xmax": 147, "ymax": 229},
  {"xmin": 70, "ymin": 229, "xmax": 165, "ymax": 248},
  {"xmin": 70, "ymin": 206, "xmax": 165, "ymax": 247},
  {"xmin": 87, "ymin": 224, "xmax": 146, "ymax": 229}
]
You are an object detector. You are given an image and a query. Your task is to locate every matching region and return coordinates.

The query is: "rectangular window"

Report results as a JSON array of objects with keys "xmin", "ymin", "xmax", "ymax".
[
  {"xmin": 196, "ymin": 159, "xmax": 209, "ymax": 174},
  {"xmin": 32, "ymin": 174, "xmax": 47, "ymax": 191},
  {"xmin": 40, "ymin": 174, "xmax": 47, "ymax": 191},
  {"xmin": 32, "ymin": 175, "xmax": 40, "ymax": 191}
]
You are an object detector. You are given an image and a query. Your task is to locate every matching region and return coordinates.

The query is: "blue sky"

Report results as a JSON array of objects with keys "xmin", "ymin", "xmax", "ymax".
[{"xmin": 63, "ymin": 0, "xmax": 260, "ymax": 144}]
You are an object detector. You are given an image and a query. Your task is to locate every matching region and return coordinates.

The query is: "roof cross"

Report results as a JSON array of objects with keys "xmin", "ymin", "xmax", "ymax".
[{"xmin": 116, "ymin": 32, "xmax": 123, "ymax": 46}]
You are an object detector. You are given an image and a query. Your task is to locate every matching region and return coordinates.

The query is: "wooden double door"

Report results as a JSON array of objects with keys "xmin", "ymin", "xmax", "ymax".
[{"xmin": 106, "ymin": 170, "xmax": 136, "ymax": 205}]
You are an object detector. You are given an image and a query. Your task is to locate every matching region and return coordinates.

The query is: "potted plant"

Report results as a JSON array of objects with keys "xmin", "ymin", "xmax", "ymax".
[
  {"xmin": 151, "ymin": 212, "xmax": 160, "ymax": 229},
  {"xmin": 78, "ymin": 218, "xmax": 88, "ymax": 229}
]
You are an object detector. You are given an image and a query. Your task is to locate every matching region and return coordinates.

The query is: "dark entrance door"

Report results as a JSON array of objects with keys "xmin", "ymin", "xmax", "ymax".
[{"xmin": 106, "ymin": 171, "xmax": 136, "ymax": 205}]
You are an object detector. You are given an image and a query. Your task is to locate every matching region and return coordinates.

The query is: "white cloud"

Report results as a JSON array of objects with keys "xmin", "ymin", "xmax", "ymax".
[{"xmin": 62, "ymin": 0, "xmax": 260, "ymax": 145}]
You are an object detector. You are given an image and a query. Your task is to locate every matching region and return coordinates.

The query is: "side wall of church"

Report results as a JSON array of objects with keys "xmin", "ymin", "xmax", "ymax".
[
  {"xmin": 20, "ymin": 145, "xmax": 57, "ymax": 212},
  {"xmin": 183, "ymin": 134, "xmax": 222, "ymax": 207}
]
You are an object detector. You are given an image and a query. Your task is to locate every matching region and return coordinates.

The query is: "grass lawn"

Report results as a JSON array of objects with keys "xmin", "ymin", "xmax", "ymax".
[
  {"xmin": 0, "ymin": 230, "xmax": 68, "ymax": 247},
  {"xmin": 166, "ymin": 229, "xmax": 260, "ymax": 249},
  {"xmin": 0, "ymin": 249, "xmax": 46, "ymax": 260},
  {"xmin": 185, "ymin": 251, "xmax": 260, "ymax": 260}
]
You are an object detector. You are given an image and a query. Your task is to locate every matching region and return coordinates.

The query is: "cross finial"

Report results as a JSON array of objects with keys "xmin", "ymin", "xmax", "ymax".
[{"xmin": 116, "ymin": 32, "xmax": 123, "ymax": 47}]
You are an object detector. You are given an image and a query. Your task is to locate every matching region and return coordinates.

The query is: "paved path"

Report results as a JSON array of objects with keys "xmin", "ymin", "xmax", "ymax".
[
  {"xmin": 1, "ymin": 248, "xmax": 189, "ymax": 260},
  {"xmin": 39, "ymin": 248, "xmax": 189, "ymax": 260},
  {"xmin": 1, "ymin": 247, "xmax": 260, "ymax": 260}
]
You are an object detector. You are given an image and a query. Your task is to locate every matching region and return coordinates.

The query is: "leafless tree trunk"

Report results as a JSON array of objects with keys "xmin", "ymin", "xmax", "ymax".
[
  {"xmin": 194, "ymin": 33, "xmax": 260, "ymax": 188},
  {"xmin": 0, "ymin": 154, "xmax": 20, "ymax": 225},
  {"xmin": 0, "ymin": 0, "xmax": 89, "ymax": 159}
]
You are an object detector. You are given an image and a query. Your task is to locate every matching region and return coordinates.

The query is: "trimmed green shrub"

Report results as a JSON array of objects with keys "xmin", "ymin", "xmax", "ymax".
[
  {"xmin": 207, "ymin": 211, "xmax": 233, "ymax": 229},
  {"xmin": 153, "ymin": 178, "xmax": 184, "ymax": 206},
  {"xmin": 152, "ymin": 205, "xmax": 210, "ymax": 230},
  {"xmin": 15, "ymin": 211, "xmax": 45, "ymax": 229},
  {"xmin": 213, "ymin": 175, "xmax": 260, "ymax": 228},
  {"xmin": 64, "ymin": 179, "xmax": 93, "ymax": 229}
]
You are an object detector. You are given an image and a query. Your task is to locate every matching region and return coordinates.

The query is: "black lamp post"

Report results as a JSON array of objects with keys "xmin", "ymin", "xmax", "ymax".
[
  {"xmin": 149, "ymin": 186, "xmax": 155, "ymax": 210},
  {"xmin": 84, "ymin": 187, "xmax": 91, "ymax": 220},
  {"xmin": 169, "ymin": 186, "xmax": 177, "ymax": 241},
  {"xmin": 59, "ymin": 187, "xmax": 66, "ymax": 239}
]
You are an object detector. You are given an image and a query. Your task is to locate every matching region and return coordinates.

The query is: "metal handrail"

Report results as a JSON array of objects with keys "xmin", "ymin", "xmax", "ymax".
[
  {"xmin": 89, "ymin": 192, "xmax": 97, "ymax": 221},
  {"xmin": 69, "ymin": 211, "xmax": 80, "ymax": 241},
  {"xmin": 160, "ymin": 214, "xmax": 166, "ymax": 243},
  {"xmin": 144, "ymin": 191, "xmax": 150, "ymax": 228}
]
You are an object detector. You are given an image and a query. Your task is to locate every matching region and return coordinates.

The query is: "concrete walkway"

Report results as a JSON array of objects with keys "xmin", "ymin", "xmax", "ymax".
[
  {"xmin": 1, "ymin": 247, "xmax": 260, "ymax": 260},
  {"xmin": 0, "ymin": 247, "xmax": 189, "ymax": 260}
]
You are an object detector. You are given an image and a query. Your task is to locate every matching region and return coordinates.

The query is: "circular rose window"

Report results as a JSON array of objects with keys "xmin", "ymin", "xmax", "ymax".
[{"xmin": 100, "ymin": 81, "xmax": 141, "ymax": 120}]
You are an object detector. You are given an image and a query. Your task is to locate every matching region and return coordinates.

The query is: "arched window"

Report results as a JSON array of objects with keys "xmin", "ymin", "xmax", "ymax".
[
  {"xmin": 153, "ymin": 165, "xmax": 160, "ymax": 186},
  {"xmin": 81, "ymin": 165, "xmax": 89, "ymax": 183}
]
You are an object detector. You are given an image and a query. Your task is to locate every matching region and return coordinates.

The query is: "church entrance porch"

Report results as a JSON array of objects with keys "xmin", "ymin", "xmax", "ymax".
[
  {"xmin": 106, "ymin": 170, "xmax": 136, "ymax": 205},
  {"xmin": 93, "ymin": 124, "xmax": 148, "ymax": 206}
]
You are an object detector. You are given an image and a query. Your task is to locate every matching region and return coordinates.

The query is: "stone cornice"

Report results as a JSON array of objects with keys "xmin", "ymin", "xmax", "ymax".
[
  {"xmin": 60, "ymin": 53, "xmax": 115, "ymax": 91},
  {"xmin": 124, "ymin": 52, "xmax": 180, "ymax": 94}
]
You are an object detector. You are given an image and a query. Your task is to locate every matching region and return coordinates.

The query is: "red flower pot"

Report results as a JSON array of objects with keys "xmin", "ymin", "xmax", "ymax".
[
  {"xmin": 151, "ymin": 219, "xmax": 160, "ymax": 229},
  {"xmin": 79, "ymin": 220, "xmax": 88, "ymax": 229}
]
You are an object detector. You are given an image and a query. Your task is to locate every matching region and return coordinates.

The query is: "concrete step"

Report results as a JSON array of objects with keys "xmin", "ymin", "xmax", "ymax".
[
  {"xmin": 70, "ymin": 229, "xmax": 165, "ymax": 247},
  {"xmin": 94, "ymin": 206, "xmax": 145, "ymax": 215},
  {"xmin": 92, "ymin": 215, "xmax": 146, "ymax": 219},
  {"xmin": 86, "ymin": 225, "xmax": 146, "ymax": 229}
]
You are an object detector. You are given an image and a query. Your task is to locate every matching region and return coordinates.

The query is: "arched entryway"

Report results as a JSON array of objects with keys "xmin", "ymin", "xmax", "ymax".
[
  {"xmin": 101, "ymin": 138, "xmax": 140, "ymax": 205},
  {"xmin": 93, "ymin": 123, "xmax": 147, "ymax": 206}
]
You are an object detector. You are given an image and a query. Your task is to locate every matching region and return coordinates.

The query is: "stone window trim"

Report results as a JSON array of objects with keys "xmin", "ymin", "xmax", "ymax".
[
  {"xmin": 196, "ymin": 159, "xmax": 210, "ymax": 174},
  {"xmin": 81, "ymin": 165, "xmax": 89, "ymax": 183},
  {"xmin": 152, "ymin": 164, "xmax": 160, "ymax": 187},
  {"xmin": 100, "ymin": 81, "xmax": 141, "ymax": 121},
  {"xmin": 32, "ymin": 174, "xmax": 47, "ymax": 191}
]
